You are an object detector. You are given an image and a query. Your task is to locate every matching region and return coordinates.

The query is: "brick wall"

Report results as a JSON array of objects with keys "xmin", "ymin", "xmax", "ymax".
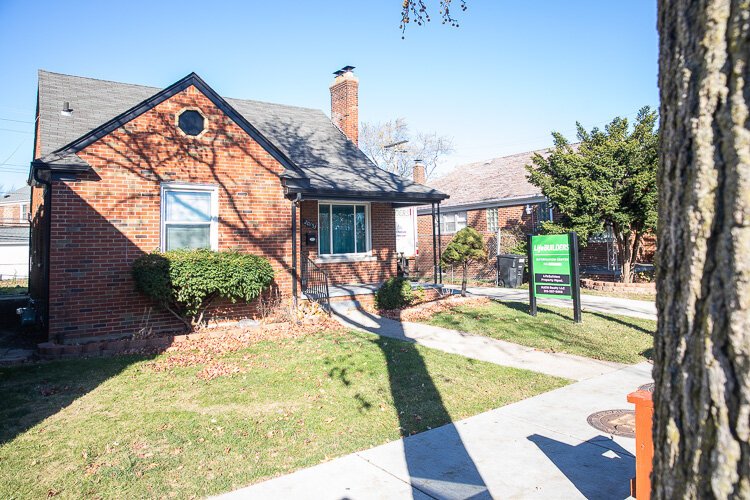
[
  {"xmin": 46, "ymin": 86, "xmax": 295, "ymax": 343},
  {"xmin": 299, "ymin": 200, "xmax": 397, "ymax": 284},
  {"xmin": 415, "ymin": 205, "xmax": 532, "ymax": 280},
  {"xmin": 0, "ymin": 203, "xmax": 28, "ymax": 226},
  {"xmin": 38, "ymin": 85, "xmax": 399, "ymax": 343},
  {"xmin": 413, "ymin": 202, "xmax": 654, "ymax": 281}
]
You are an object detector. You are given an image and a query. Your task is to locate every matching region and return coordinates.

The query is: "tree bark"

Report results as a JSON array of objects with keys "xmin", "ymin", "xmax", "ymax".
[
  {"xmin": 617, "ymin": 230, "xmax": 636, "ymax": 283},
  {"xmin": 461, "ymin": 260, "xmax": 468, "ymax": 296},
  {"xmin": 654, "ymin": 0, "xmax": 750, "ymax": 497}
]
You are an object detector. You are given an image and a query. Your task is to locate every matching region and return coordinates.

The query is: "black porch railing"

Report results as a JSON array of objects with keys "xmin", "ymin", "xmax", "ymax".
[{"xmin": 301, "ymin": 257, "xmax": 330, "ymax": 313}]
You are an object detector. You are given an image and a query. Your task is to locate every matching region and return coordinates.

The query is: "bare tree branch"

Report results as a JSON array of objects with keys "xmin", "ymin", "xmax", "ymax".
[
  {"xmin": 360, "ymin": 118, "xmax": 453, "ymax": 179},
  {"xmin": 400, "ymin": 0, "xmax": 468, "ymax": 38}
]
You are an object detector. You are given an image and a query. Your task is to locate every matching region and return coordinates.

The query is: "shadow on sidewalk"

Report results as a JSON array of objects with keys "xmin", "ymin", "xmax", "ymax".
[
  {"xmin": 336, "ymin": 306, "xmax": 490, "ymax": 499},
  {"xmin": 528, "ymin": 433, "xmax": 634, "ymax": 499}
]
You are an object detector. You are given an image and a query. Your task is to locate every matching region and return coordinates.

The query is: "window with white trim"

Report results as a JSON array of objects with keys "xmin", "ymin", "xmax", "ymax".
[
  {"xmin": 486, "ymin": 208, "xmax": 499, "ymax": 233},
  {"xmin": 438, "ymin": 211, "xmax": 467, "ymax": 234},
  {"xmin": 161, "ymin": 184, "xmax": 218, "ymax": 251},
  {"xmin": 20, "ymin": 203, "xmax": 28, "ymax": 223},
  {"xmin": 318, "ymin": 203, "xmax": 370, "ymax": 255}
]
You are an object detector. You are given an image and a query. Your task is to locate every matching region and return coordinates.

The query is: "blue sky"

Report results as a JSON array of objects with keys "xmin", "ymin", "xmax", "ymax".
[{"xmin": 0, "ymin": 1, "xmax": 658, "ymax": 190}]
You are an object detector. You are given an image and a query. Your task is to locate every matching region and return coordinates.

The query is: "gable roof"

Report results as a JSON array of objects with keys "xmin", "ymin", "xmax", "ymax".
[
  {"xmin": 35, "ymin": 70, "xmax": 446, "ymax": 204},
  {"xmin": 0, "ymin": 185, "xmax": 30, "ymax": 205},
  {"xmin": 422, "ymin": 149, "xmax": 551, "ymax": 212}
]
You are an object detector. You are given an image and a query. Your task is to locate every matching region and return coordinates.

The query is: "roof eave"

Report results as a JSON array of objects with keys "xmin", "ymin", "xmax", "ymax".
[
  {"xmin": 286, "ymin": 186, "xmax": 449, "ymax": 205},
  {"xmin": 416, "ymin": 194, "xmax": 548, "ymax": 215}
]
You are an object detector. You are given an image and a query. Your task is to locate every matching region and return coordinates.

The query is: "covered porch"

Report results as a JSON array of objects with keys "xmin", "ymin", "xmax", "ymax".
[{"xmin": 287, "ymin": 192, "xmax": 450, "ymax": 308}]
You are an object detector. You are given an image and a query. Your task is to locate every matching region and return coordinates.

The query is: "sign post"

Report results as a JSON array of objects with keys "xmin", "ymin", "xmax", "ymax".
[{"xmin": 527, "ymin": 232, "xmax": 582, "ymax": 322}]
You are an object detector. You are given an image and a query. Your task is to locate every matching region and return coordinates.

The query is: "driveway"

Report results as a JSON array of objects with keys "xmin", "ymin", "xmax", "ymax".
[
  {"xmin": 446, "ymin": 285, "xmax": 657, "ymax": 321},
  {"xmin": 217, "ymin": 362, "xmax": 652, "ymax": 499}
]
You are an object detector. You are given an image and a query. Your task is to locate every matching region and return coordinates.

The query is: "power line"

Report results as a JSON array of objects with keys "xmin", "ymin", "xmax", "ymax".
[
  {"xmin": 0, "ymin": 137, "xmax": 29, "ymax": 166},
  {"xmin": 0, "ymin": 117, "xmax": 33, "ymax": 124},
  {"xmin": 0, "ymin": 127, "xmax": 32, "ymax": 134}
]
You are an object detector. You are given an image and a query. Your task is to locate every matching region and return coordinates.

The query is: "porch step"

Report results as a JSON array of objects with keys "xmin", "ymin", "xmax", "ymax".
[{"xmin": 329, "ymin": 299, "xmax": 365, "ymax": 314}]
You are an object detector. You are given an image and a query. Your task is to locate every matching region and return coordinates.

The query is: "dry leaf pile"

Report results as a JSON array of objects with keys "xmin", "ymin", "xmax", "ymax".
[
  {"xmin": 378, "ymin": 296, "xmax": 490, "ymax": 322},
  {"xmin": 145, "ymin": 313, "xmax": 341, "ymax": 379}
]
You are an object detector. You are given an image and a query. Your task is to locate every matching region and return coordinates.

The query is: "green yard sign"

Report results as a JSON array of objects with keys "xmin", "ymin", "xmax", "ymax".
[{"xmin": 527, "ymin": 232, "xmax": 582, "ymax": 322}]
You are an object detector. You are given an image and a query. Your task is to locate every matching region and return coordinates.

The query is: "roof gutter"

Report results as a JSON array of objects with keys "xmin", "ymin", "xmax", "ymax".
[
  {"xmin": 284, "ymin": 186, "xmax": 449, "ymax": 205},
  {"xmin": 416, "ymin": 194, "xmax": 548, "ymax": 215}
]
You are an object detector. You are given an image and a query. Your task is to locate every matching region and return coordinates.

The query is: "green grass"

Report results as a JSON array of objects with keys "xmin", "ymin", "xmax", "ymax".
[
  {"xmin": 425, "ymin": 301, "xmax": 655, "ymax": 364},
  {"xmin": 0, "ymin": 278, "xmax": 27, "ymax": 296},
  {"xmin": 0, "ymin": 329, "xmax": 568, "ymax": 499}
]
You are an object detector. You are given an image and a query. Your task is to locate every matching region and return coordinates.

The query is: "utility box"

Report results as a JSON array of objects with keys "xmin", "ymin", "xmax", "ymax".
[{"xmin": 496, "ymin": 254, "xmax": 525, "ymax": 288}]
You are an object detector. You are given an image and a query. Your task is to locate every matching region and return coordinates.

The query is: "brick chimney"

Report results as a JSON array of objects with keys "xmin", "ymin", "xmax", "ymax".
[
  {"xmin": 330, "ymin": 66, "xmax": 359, "ymax": 145},
  {"xmin": 413, "ymin": 159, "xmax": 426, "ymax": 184}
]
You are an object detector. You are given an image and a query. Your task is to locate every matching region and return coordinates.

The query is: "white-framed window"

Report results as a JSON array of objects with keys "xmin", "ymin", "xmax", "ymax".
[
  {"xmin": 20, "ymin": 203, "xmax": 28, "ymax": 223},
  {"xmin": 486, "ymin": 208, "xmax": 499, "ymax": 233},
  {"xmin": 438, "ymin": 211, "xmax": 467, "ymax": 234},
  {"xmin": 160, "ymin": 183, "xmax": 219, "ymax": 251},
  {"xmin": 318, "ymin": 202, "xmax": 371, "ymax": 255}
]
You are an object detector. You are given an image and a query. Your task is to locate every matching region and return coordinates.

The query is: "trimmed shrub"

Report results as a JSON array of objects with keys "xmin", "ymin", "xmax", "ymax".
[
  {"xmin": 375, "ymin": 277, "xmax": 414, "ymax": 310},
  {"xmin": 441, "ymin": 227, "xmax": 487, "ymax": 296},
  {"xmin": 132, "ymin": 249, "xmax": 275, "ymax": 330}
]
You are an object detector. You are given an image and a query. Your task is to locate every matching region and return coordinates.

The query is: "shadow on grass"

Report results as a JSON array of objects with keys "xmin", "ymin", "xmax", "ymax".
[
  {"xmin": 336, "ymin": 306, "xmax": 490, "ymax": 499},
  {"xmin": 587, "ymin": 311, "xmax": 654, "ymax": 336},
  {"xmin": 0, "ymin": 354, "xmax": 155, "ymax": 446}
]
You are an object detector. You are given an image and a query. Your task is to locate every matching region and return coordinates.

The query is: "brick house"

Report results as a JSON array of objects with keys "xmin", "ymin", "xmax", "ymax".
[
  {"xmin": 414, "ymin": 149, "xmax": 655, "ymax": 282},
  {"xmin": 28, "ymin": 68, "xmax": 447, "ymax": 344},
  {"xmin": 0, "ymin": 185, "xmax": 31, "ymax": 226}
]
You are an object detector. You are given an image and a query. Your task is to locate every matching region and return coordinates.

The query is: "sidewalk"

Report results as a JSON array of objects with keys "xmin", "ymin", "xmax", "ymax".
[
  {"xmin": 447, "ymin": 285, "xmax": 657, "ymax": 321},
  {"xmin": 332, "ymin": 304, "xmax": 624, "ymax": 381},
  {"xmin": 217, "ymin": 362, "xmax": 652, "ymax": 499}
]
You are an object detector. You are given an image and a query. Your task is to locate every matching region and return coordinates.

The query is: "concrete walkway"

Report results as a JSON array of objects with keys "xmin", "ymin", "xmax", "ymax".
[
  {"xmin": 331, "ymin": 303, "xmax": 624, "ymax": 381},
  {"xmin": 217, "ymin": 362, "xmax": 652, "ymax": 499},
  {"xmin": 446, "ymin": 285, "xmax": 657, "ymax": 321}
]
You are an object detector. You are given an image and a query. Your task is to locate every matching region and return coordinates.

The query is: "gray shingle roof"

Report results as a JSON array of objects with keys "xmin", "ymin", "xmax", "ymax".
[
  {"xmin": 0, "ymin": 226, "xmax": 29, "ymax": 245},
  {"xmin": 37, "ymin": 70, "xmax": 446, "ymax": 202},
  {"xmin": 426, "ymin": 149, "xmax": 551, "ymax": 210},
  {"xmin": 0, "ymin": 185, "xmax": 30, "ymax": 205}
]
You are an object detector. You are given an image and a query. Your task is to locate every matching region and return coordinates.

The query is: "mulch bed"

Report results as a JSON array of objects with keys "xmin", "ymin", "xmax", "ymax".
[{"xmin": 375, "ymin": 296, "xmax": 490, "ymax": 322}]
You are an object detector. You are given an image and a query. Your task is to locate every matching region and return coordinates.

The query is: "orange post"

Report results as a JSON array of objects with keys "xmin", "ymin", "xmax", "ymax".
[{"xmin": 627, "ymin": 389, "xmax": 654, "ymax": 499}]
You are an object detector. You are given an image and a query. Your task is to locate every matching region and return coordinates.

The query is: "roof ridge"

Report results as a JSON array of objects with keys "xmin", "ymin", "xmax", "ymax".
[
  {"xmin": 39, "ymin": 69, "xmax": 323, "ymax": 114},
  {"xmin": 39, "ymin": 69, "xmax": 161, "ymax": 91}
]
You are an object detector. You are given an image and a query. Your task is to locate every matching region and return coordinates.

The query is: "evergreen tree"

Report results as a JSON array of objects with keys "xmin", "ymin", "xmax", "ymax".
[
  {"xmin": 526, "ymin": 108, "xmax": 659, "ymax": 283},
  {"xmin": 441, "ymin": 227, "xmax": 486, "ymax": 296}
]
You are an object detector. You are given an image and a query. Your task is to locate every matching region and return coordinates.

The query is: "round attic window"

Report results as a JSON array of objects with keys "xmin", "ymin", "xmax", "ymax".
[{"xmin": 177, "ymin": 109, "xmax": 206, "ymax": 136}]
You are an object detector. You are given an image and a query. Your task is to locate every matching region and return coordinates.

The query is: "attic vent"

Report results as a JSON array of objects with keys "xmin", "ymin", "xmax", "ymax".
[
  {"xmin": 176, "ymin": 108, "xmax": 207, "ymax": 137},
  {"xmin": 61, "ymin": 101, "xmax": 73, "ymax": 116}
]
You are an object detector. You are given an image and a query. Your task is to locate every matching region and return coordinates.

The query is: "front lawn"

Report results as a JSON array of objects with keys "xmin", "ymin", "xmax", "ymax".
[
  {"xmin": 425, "ymin": 301, "xmax": 655, "ymax": 364},
  {"xmin": 0, "ymin": 329, "xmax": 567, "ymax": 498}
]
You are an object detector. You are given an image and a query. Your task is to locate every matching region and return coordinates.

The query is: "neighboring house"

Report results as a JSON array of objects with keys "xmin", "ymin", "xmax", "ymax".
[
  {"xmin": 29, "ymin": 68, "xmax": 447, "ymax": 344},
  {"xmin": 414, "ymin": 149, "xmax": 655, "ymax": 281},
  {"xmin": 0, "ymin": 186, "xmax": 31, "ymax": 279},
  {"xmin": 0, "ymin": 227, "xmax": 29, "ymax": 279},
  {"xmin": 0, "ymin": 185, "xmax": 31, "ymax": 226}
]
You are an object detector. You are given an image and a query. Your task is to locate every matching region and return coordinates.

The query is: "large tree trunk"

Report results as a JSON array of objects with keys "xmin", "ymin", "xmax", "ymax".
[
  {"xmin": 620, "ymin": 232, "xmax": 635, "ymax": 284},
  {"xmin": 654, "ymin": 0, "xmax": 750, "ymax": 498}
]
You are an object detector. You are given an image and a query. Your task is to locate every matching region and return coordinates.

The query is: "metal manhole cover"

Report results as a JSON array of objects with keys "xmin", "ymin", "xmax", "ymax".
[
  {"xmin": 587, "ymin": 409, "xmax": 636, "ymax": 438},
  {"xmin": 639, "ymin": 382, "xmax": 655, "ymax": 393}
]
